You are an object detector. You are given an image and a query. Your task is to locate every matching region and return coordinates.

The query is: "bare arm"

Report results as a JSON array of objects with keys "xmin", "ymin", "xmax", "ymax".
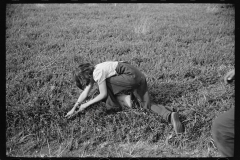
[
  {"xmin": 65, "ymin": 83, "xmax": 92, "ymax": 117},
  {"xmin": 78, "ymin": 80, "xmax": 108, "ymax": 111},
  {"xmin": 73, "ymin": 83, "xmax": 92, "ymax": 110}
]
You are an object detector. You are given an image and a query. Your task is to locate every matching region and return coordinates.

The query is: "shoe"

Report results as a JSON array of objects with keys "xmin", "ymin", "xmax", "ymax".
[{"xmin": 171, "ymin": 112, "xmax": 183, "ymax": 134}]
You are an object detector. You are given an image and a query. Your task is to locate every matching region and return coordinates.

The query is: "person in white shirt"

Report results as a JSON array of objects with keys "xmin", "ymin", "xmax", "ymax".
[{"xmin": 65, "ymin": 61, "xmax": 183, "ymax": 134}]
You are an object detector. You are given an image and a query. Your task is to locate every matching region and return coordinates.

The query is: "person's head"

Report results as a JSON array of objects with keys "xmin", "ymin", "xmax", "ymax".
[{"xmin": 73, "ymin": 63, "xmax": 95, "ymax": 90}]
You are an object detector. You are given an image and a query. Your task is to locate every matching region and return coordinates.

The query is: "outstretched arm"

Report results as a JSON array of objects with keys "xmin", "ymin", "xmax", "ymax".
[
  {"xmin": 75, "ymin": 84, "xmax": 93, "ymax": 107},
  {"xmin": 77, "ymin": 80, "xmax": 107, "ymax": 111},
  {"xmin": 65, "ymin": 83, "xmax": 92, "ymax": 118}
]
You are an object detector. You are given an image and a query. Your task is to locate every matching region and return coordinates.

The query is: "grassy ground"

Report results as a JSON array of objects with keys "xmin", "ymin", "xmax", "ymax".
[{"xmin": 6, "ymin": 3, "xmax": 234, "ymax": 157}]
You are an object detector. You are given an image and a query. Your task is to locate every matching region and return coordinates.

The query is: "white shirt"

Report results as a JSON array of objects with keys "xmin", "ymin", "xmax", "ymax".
[{"xmin": 93, "ymin": 61, "xmax": 119, "ymax": 85}]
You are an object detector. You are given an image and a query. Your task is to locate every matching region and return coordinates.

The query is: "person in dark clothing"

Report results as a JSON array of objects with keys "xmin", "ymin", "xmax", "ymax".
[
  {"xmin": 212, "ymin": 69, "xmax": 235, "ymax": 157},
  {"xmin": 65, "ymin": 61, "xmax": 183, "ymax": 134}
]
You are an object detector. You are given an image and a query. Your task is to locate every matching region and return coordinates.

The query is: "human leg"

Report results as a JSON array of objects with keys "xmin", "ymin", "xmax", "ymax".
[
  {"xmin": 105, "ymin": 62, "xmax": 183, "ymax": 133},
  {"xmin": 104, "ymin": 62, "xmax": 142, "ymax": 111},
  {"xmin": 150, "ymin": 104, "xmax": 171, "ymax": 122},
  {"xmin": 134, "ymin": 89, "xmax": 183, "ymax": 134},
  {"xmin": 132, "ymin": 72, "xmax": 183, "ymax": 134}
]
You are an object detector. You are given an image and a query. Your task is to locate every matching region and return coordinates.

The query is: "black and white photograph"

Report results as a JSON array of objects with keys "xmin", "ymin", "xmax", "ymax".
[{"xmin": 6, "ymin": 3, "xmax": 235, "ymax": 157}]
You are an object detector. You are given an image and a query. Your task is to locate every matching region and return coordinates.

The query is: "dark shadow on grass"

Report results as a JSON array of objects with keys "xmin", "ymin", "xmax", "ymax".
[
  {"xmin": 149, "ymin": 82, "xmax": 186, "ymax": 106},
  {"xmin": 149, "ymin": 79, "xmax": 204, "ymax": 106}
]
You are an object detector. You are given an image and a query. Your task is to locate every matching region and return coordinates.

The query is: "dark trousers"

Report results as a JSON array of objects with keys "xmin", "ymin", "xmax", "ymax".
[
  {"xmin": 212, "ymin": 107, "xmax": 234, "ymax": 157},
  {"xmin": 105, "ymin": 62, "xmax": 171, "ymax": 122}
]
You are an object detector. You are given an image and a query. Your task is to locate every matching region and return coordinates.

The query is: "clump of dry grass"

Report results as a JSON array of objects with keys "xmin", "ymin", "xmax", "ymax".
[{"xmin": 134, "ymin": 17, "xmax": 152, "ymax": 35}]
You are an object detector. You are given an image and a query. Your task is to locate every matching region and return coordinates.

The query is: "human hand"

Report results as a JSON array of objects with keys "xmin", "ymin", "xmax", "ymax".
[{"xmin": 224, "ymin": 69, "xmax": 235, "ymax": 84}]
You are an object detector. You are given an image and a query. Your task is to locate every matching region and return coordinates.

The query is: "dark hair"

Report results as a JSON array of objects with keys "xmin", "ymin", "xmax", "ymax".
[{"xmin": 73, "ymin": 63, "xmax": 95, "ymax": 90}]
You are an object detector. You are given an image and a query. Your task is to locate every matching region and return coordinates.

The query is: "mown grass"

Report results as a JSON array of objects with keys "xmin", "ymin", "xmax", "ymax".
[{"xmin": 6, "ymin": 3, "xmax": 234, "ymax": 157}]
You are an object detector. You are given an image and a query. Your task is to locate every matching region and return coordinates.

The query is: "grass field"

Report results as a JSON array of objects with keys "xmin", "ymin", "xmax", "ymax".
[{"xmin": 6, "ymin": 3, "xmax": 235, "ymax": 157}]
